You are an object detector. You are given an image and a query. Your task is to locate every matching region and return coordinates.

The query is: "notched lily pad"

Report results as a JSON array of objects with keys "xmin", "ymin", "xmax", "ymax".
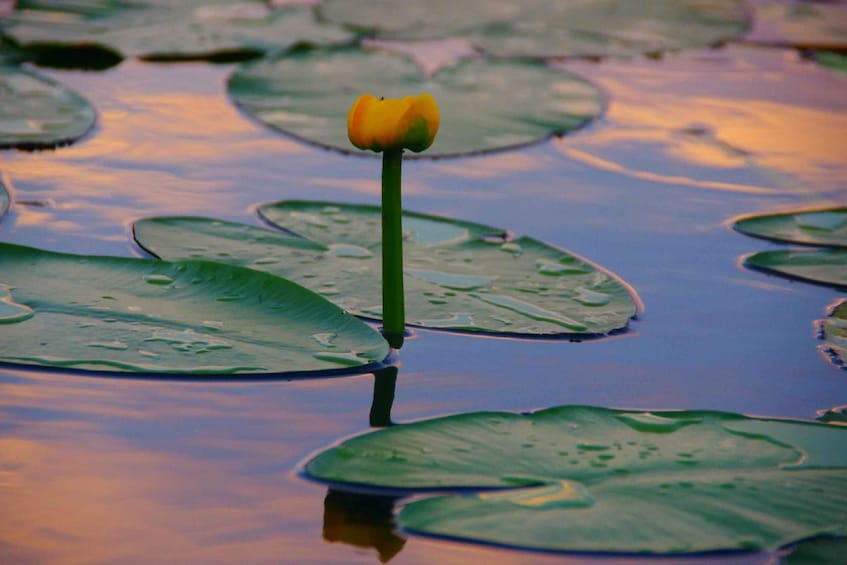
[
  {"xmin": 0, "ymin": 66, "xmax": 96, "ymax": 149},
  {"xmin": 227, "ymin": 47, "xmax": 604, "ymax": 157},
  {"xmin": 318, "ymin": 0, "xmax": 749, "ymax": 58},
  {"xmin": 2, "ymin": 1, "xmax": 353, "ymax": 64},
  {"xmin": 744, "ymin": 248, "xmax": 847, "ymax": 289},
  {"xmin": 819, "ymin": 299, "xmax": 847, "ymax": 371},
  {"xmin": 0, "ymin": 242, "xmax": 388, "ymax": 375},
  {"xmin": 734, "ymin": 208, "xmax": 847, "ymax": 248},
  {"xmin": 133, "ymin": 203, "xmax": 638, "ymax": 337},
  {"xmin": 303, "ymin": 405, "xmax": 847, "ymax": 555}
]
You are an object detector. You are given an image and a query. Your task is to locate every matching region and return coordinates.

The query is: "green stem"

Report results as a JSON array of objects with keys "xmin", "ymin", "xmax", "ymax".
[{"xmin": 381, "ymin": 148, "xmax": 404, "ymax": 349}]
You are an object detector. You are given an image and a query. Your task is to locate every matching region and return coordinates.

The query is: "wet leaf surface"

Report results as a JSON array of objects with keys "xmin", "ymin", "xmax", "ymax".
[
  {"xmin": 318, "ymin": 0, "xmax": 749, "ymax": 58},
  {"xmin": 2, "ymin": 0, "xmax": 353, "ymax": 63},
  {"xmin": 734, "ymin": 208, "xmax": 847, "ymax": 248},
  {"xmin": 0, "ymin": 242, "xmax": 388, "ymax": 375},
  {"xmin": 227, "ymin": 47, "xmax": 604, "ymax": 157},
  {"xmin": 744, "ymin": 248, "xmax": 847, "ymax": 289},
  {"xmin": 304, "ymin": 405, "xmax": 847, "ymax": 554},
  {"xmin": 0, "ymin": 66, "xmax": 96, "ymax": 149},
  {"xmin": 133, "ymin": 203, "xmax": 638, "ymax": 337}
]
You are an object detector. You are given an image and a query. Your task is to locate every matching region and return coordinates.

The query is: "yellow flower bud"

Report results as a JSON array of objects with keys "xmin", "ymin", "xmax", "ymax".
[{"xmin": 347, "ymin": 93, "xmax": 439, "ymax": 153}]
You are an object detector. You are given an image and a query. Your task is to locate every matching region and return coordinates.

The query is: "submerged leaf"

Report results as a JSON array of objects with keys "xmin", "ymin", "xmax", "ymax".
[
  {"xmin": 318, "ymin": 0, "xmax": 749, "ymax": 58},
  {"xmin": 227, "ymin": 48, "xmax": 603, "ymax": 157},
  {"xmin": 0, "ymin": 66, "xmax": 96, "ymax": 149},
  {"xmin": 744, "ymin": 248, "xmax": 847, "ymax": 289},
  {"xmin": 2, "ymin": 0, "xmax": 352, "ymax": 64},
  {"xmin": 133, "ymin": 204, "xmax": 638, "ymax": 337},
  {"xmin": 304, "ymin": 405, "xmax": 847, "ymax": 554},
  {"xmin": 0, "ymin": 242, "xmax": 388, "ymax": 375},
  {"xmin": 734, "ymin": 208, "xmax": 847, "ymax": 248}
]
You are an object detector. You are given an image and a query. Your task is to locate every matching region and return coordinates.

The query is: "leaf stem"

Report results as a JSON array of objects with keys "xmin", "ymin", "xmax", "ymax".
[{"xmin": 381, "ymin": 148, "xmax": 404, "ymax": 349}]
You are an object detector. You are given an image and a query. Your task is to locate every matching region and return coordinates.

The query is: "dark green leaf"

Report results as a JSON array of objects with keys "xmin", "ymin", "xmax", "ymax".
[
  {"xmin": 0, "ymin": 66, "xmax": 96, "ymax": 149},
  {"xmin": 304, "ymin": 405, "xmax": 847, "ymax": 554},
  {"xmin": 0, "ymin": 242, "xmax": 388, "ymax": 375},
  {"xmin": 133, "ymin": 205, "xmax": 638, "ymax": 337},
  {"xmin": 734, "ymin": 208, "xmax": 847, "ymax": 248},
  {"xmin": 227, "ymin": 48, "xmax": 604, "ymax": 157},
  {"xmin": 819, "ymin": 299, "xmax": 847, "ymax": 372},
  {"xmin": 744, "ymin": 248, "xmax": 847, "ymax": 289}
]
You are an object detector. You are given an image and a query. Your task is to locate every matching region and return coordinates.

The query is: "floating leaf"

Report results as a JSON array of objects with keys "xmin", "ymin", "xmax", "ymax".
[
  {"xmin": 0, "ymin": 242, "xmax": 388, "ymax": 375},
  {"xmin": 0, "ymin": 66, "xmax": 96, "ymax": 149},
  {"xmin": 781, "ymin": 535, "xmax": 847, "ymax": 564},
  {"xmin": 818, "ymin": 405, "xmax": 847, "ymax": 425},
  {"xmin": 814, "ymin": 51, "xmax": 847, "ymax": 74},
  {"xmin": 0, "ymin": 178, "xmax": 8, "ymax": 218},
  {"xmin": 819, "ymin": 299, "xmax": 847, "ymax": 371},
  {"xmin": 304, "ymin": 405, "xmax": 847, "ymax": 554},
  {"xmin": 227, "ymin": 48, "xmax": 604, "ymax": 157},
  {"xmin": 318, "ymin": 0, "xmax": 749, "ymax": 58},
  {"xmin": 2, "ymin": 1, "xmax": 352, "ymax": 64},
  {"xmin": 744, "ymin": 249, "xmax": 847, "ymax": 289},
  {"xmin": 734, "ymin": 208, "xmax": 847, "ymax": 248},
  {"xmin": 133, "ymin": 204, "xmax": 638, "ymax": 337}
]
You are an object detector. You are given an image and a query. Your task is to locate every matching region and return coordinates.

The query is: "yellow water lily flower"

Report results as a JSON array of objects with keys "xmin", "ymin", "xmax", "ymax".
[{"xmin": 347, "ymin": 93, "xmax": 439, "ymax": 153}]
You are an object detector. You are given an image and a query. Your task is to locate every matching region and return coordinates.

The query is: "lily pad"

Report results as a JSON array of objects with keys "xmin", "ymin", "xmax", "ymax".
[
  {"xmin": 818, "ymin": 405, "xmax": 847, "ymax": 424},
  {"xmin": 0, "ymin": 66, "xmax": 96, "ymax": 149},
  {"xmin": 814, "ymin": 51, "xmax": 847, "ymax": 74},
  {"xmin": 318, "ymin": 0, "xmax": 749, "ymax": 58},
  {"xmin": 819, "ymin": 299, "xmax": 847, "ymax": 371},
  {"xmin": 0, "ymin": 178, "xmax": 8, "ymax": 218},
  {"xmin": 2, "ymin": 1, "xmax": 353, "ymax": 64},
  {"xmin": 744, "ymin": 248, "xmax": 847, "ymax": 289},
  {"xmin": 133, "ymin": 204, "xmax": 638, "ymax": 337},
  {"xmin": 227, "ymin": 48, "xmax": 604, "ymax": 157},
  {"xmin": 734, "ymin": 208, "xmax": 847, "ymax": 248},
  {"xmin": 782, "ymin": 535, "xmax": 847, "ymax": 564},
  {"xmin": 0, "ymin": 242, "xmax": 388, "ymax": 375},
  {"xmin": 304, "ymin": 405, "xmax": 847, "ymax": 554}
]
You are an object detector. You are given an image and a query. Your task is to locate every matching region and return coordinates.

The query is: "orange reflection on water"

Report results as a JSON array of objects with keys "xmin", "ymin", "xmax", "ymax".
[{"xmin": 555, "ymin": 47, "xmax": 847, "ymax": 198}]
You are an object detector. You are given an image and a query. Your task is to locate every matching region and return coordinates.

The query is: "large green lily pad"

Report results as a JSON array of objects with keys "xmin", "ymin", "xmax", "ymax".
[
  {"xmin": 133, "ymin": 204, "xmax": 638, "ymax": 337},
  {"xmin": 2, "ymin": 0, "xmax": 352, "ymax": 63},
  {"xmin": 0, "ymin": 242, "xmax": 388, "ymax": 375},
  {"xmin": 782, "ymin": 535, "xmax": 847, "ymax": 564},
  {"xmin": 734, "ymin": 208, "xmax": 847, "ymax": 248},
  {"xmin": 744, "ymin": 249, "xmax": 847, "ymax": 289},
  {"xmin": 304, "ymin": 405, "xmax": 847, "ymax": 554},
  {"xmin": 227, "ymin": 48, "xmax": 604, "ymax": 157},
  {"xmin": 318, "ymin": 0, "xmax": 749, "ymax": 58},
  {"xmin": 0, "ymin": 66, "xmax": 96, "ymax": 149},
  {"xmin": 819, "ymin": 299, "xmax": 847, "ymax": 371}
]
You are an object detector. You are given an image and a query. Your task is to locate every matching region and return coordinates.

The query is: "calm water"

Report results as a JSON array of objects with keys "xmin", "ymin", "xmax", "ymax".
[{"xmin": 1, "ymin": 40, "xmax": 845, "ymax": 563}]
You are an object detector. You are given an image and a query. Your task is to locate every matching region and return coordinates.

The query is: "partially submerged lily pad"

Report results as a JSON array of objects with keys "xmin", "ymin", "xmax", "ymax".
[
  {"xmin": 304, "ymin": 405, "xmax": 847, "ymax": 554},
  {"xmin": 819, "ymin": 299, "xmax": 847, "ymax": 371},
  {"xmin": 734, "ymin": 208, "xmax": 847, "ymax": 248},
  {"xmin": 133, "ymin": 203, "xmax": 638, "ymax": 337},
  {"xmin": 781, "ymin": 535, "xmax": 847, "ymax": 564},
  {"xmin": 0, "ymin": 242, "xmax": 388, "ymax": 375},
  {"xmin": 0, "ymin": 178, "xmax": 8, "ymax": 218},
  {"xmin": 744, "ymin": 249, "xmax": 847, "ymax": 289},
  {"xmin": 0, "ymin": 66, "xmax": 96, "ymax": 149},
  {"xmin": 2, "ymin": 1, "xmax": 353, "ymax": 64},
  {"xmin": 227, "ymin": 48, "xmax": 604, "ymax": 157},
  {"xmin": 318, "ymin": 0, "xmax": 749, "ymax": 58}
]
